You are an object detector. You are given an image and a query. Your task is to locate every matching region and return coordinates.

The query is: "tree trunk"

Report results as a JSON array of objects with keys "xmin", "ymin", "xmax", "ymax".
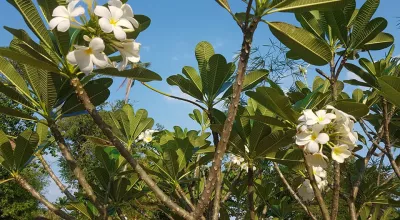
[
  {"xmin": 248, "ymin": 164, "xmax": 255, "ymax": 220},
  {"xmin": 191, "ymin": 5, "xmax": 260, "ymax": 217}
]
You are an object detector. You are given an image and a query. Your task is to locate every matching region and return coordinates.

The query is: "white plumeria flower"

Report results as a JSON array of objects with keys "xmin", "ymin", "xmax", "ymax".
[
  {"xmin": 301, "ymin": 109, "xmax": 336, "ymax": 126},
  {"xmin": 94, "ymin": 5, "xmax": 134, "ymax": 40},
  {"xmin": 67, "ymin": 37, "xmax": 109, "ymax": 74},
  {"xmin": 298, "ymin": 179, "xmax": 314, "ymax": 202},
  {"xmin": 108, "ymin": 0, "xmax": 140, "ymax": 28},
  {"xmin": 117, "ymin": 40, "xmax": 141, "ymax": 71},
  {"xmin": 49, "ymin": 0, "xmax": 84, "ymax": 32},
  {"xmin": 306, "ymin": 152, "xmax": 328, "ymax": 168},
  {"xmin": 331, "ymin": 144, "xmax": 351, "ymax": 163},
  {"xmin": 137, "ymin": 129, "xmax": 156, "ymax": 143},
  {"xmin": 296, "ymin": 124, "xmax": 329, "ymax": 154},
  {"xmin": 326, "ymin": 105, "xmax": 356, "ymax": 126},
  {"xmin": 240, "ymin": 163, "xmax": 256, "ymax": 171},
  {"xmin": 231, "ymin": 155, "xmax": 244, "ymax": 166},
  {"xmin": 313, "ymin": 166, "xmax": 327, "ymax": 183},
  {"xmin": 318, "ymin": 179, "xmax": 328, "ymax": 190}
]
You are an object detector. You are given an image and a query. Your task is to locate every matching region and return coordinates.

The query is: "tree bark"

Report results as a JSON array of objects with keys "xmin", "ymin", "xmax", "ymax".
[
  {"xmin": 69, "ymin": 77, "xmax": 192, "ymax": 219},
  {"xmin": 48, "ymin": 121, "xmax": 105, "ymax": 217},
  {"xmin": 247, "ymin": 164, "xmax": 255, "ymax": 220},
  {"xmin": 191, "ymin": 2, "xmax": 259, "ymax": 217},
  {"xmin": 14, "ymin": 174, "xmax": 73, "ymax": 220},
  {"xmin": 37, "ymin": 154, "xmax": 76, "ymax": 201},
  {"xmin": 382, "ymin": 99, "xmax": 400, "ymax": 179}
]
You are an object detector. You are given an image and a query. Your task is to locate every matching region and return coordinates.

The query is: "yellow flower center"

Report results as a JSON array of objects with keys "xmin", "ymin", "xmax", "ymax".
[
  {"xmin": 109, "ymin": 18, "xmax": 118, "ymax": 26},
  {"xmin": 85, "ymin": 48, "xmax": 93, "ymax": 55},
  {"xmin": 311, "ymin": 133, "xmax": 317, "ymax": 140},
  {"xmin": 333, "ymin": 147, "xmax": 342, "ymax": 155}
]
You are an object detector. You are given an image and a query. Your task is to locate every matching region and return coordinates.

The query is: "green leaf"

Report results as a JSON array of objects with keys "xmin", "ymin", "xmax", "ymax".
[
  {"xmin": 272, "ymin": 0, "xmax": 345, "ymax": 13},
  {"xmin": 267, "ymin": 22, "xmax": 332, "ymax": 66},
  {"xmin": 68, "ymin": 202, "xmax": 94, "ymax": 219},
  {"xmin": 351, "ymin": 17, "xmax": 387, "ymax": 50},
  {"xmin": 222, "ymin": 69, "xmax": 269, "ymax": 99},
  {"xmin": 352, "ymin": 89, "xmax": 364, "ymax": 102},
  {"xmin": 203, "ymin": 54, "xmax": 235, "ymax": 100},
  {"xmin": 248, "ymin": 121, "xmax": 272, "ymax": 156},
  {"xmin": 0, "ymin": 48, "xmax": 59, "ymax": 72},
  {"xmin": 182, "ymin": 66, "xmax": 203, "ymax": 93},
  {"xmin": 7, "ymin": 0, "xmax": 53, "ymax": 49},
  {"xmin": 335, "ymin": 101, "xmax": 369, "ymax": 118},
  {"xmin": 323, "ymin": 11, "xmax": 347, "ymax": 45},
  {"xmin": 245, "ymin": 115, "xmax": 290, "ymax": 128},
  {"xmin": 351, "ymin": 0, "xmax": 380, "ymax": 44},
  {"xmin": 362, "ymin": 32, "xmax": 394, "ymax": 51},
  {"xmin": 0, "ymin": 106, "xmax": 36, "ymax": 121},
  {"xmin": 295, "ymin": 11, "xmax": 324, "ymax": 38},
  {"xmin": 0, "ymin": 130, "xmax": 14, "ymax": 170},
  {"xmin": 0, "ymin": 56, "xmax": 32, "ymax": 99},
  {"xmin": 359, "ymin": 58, "xmax": 376, "ymax": 75},
  {"xmin": 344, "ymin": 63, "xmax": 377, "ymax": 88},
  {"xmin": 94, "ymin": 67, "xmax": 162, "ymax": 82},
  {"xmin": 62, "ymin": 78, "xmax": 112, "ymax": 115},
  {"xmin": 14, "ymin": 130, "xmax": 39, "ymax": 170},
  {"xmin": 378, "ymin": 76, "xmax": 400, "ymax": 108},
  {"xmin": 167, "ymin": 74, "xmax": 204, "ymax": 100},
  {"xmin": 176, "ymin": 138, "xmax": 194, "ymax": 172},
  {"xmin": 36, "ymin": 120, "xmax": 48, "ymax": 146},
  {"xmin": 255, "ymin": 130, "xmax": 296, "ymax": 158},
  {"xmin": 265, "ymin": 148, "xmax": 304, "ymax": 170},
  {"xmin": 83, "ymin": 136, "xmax": 113, "ymax": 147},
  {"xmin": 344, "ymin": 79, "xmax": 371, "ymax": 87},
  {"xmin": 4, "ymin": 27, "xmax": 56, "ymax": 63},
  {"xmin": 195, "ymin": 41, "xmax": 214, "ymax": 81},
  {"xmin": 246, "ymin": 87, "xmax": 299, "ymax": 123},
  {"xmin": 126, "ymin": 15, "xmax": 151, "ymax": 39},
  {"xmin": 0, "ymin": 82, "xmax": 34, "ymax": 109}
]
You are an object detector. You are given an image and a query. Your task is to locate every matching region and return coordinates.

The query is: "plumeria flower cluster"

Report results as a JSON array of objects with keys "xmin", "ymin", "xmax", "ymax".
[
  {"xmin": 49, "ymin": 0, "xmax": 141, "ymax": 74},
  {"xmin": 229, "ymin": 154, "xmax": 256, "ymax": 172},
  {"xmin": 137, "ymin": 129, "xmax": 157, "ymax": 143},
  {"xmin": 295, "ymin": 105, "xmax": 358, "ymax": 201}
]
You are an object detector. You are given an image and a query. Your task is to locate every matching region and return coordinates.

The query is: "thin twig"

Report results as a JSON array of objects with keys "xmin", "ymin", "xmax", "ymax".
[{"xmin": 273, "ymin": 162, "xmax": 317, "ymax": 220}]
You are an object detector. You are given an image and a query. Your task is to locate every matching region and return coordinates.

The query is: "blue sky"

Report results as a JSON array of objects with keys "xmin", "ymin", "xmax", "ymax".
[{"xmin": 0, "ymin": 0, "xmax": 399, "ymax": 202}]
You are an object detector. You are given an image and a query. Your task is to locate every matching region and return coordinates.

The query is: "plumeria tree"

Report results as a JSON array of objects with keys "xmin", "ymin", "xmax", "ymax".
[{"xmin": 0, "ymin": 0, "xmax": 399, "ymax": 219}]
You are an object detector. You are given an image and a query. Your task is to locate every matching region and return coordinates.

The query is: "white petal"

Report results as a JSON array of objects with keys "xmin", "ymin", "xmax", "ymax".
[
  {"xmin": 108, "ymin": 0, "xmax": 123, "ymax": 8},
  {"xmin": 94, "ymin": 6, "xmax": 111, "ymax": 19},
  {"xmin": 121, "ymin": 4, "xmax": 134, "ymax": 17},
  {"xmin": 304, "ymin": 109, "xmax": 318, "ymax": 120},
  {"xmin": 109, "ymin": 6, "xmax": 123, "ymax": 20},
  {"xmin": 67, "ymin": 51, "xmax": 78, "ymax": 64},
  {"xmin": 74, "ymin": 50, "xmax": 93, "ymax": 74},
  {"xmin": 56, "ymin": 20, "xmax": 71, "ymax": 32},
  {"xmin": 319, "ymin": 118, "xmax": 331, "ymax": 125},
  {"xmin": 70, "ymin": 6, "xmax": 85, "ymax": 17},
  {"xmin": 126, "ymin": 17, "xmax": 139, "ymax": 28},
  {"xmin": 49, "ymin": 17, "xmax": 68, "ymax": 30},
  {"xmin": 315, "ymin": 110, "xmax": 327, "ymax": 118},
  {"xmin": 326, "ymin": 113, "xmax": 336, "ymax": 120},
  {"xmin": 116, "ymin": 18, "xmax": 134, "ymax": 29},
  {"xmin": 52, "ymin": 6, "xmax": 69, "ymax": 17},
  {"xmin": 332, "ymin": 152, "xmax": 344, "ymax": 163},
  {"xmin": 306, "ymin": 141, "xmax": 319, "ymax": 154},
  {"xmin": 91, "ymin": 53, "xmax": 109, "ymax": 68},
  {"xmin": 99, "ymin": 18, "xmax": 113, "ymax": 33},
  {"xmin": 306, "ymin": 118, "xmax": 318, "ymax": 126},
  {"xmin": 113, "ymin": 26, "xmax": 126, "ymax": 40},
  {"xmin": 316, "ymin": 133, "xmax": 329, "ymax": 144},
  {"xmin": 312, "ymin": 124, "xmax": 324, "ymax": 134},
  {"xmin": 89, "ymin": 37, "xmax": 105, "ymax": 52},
  {"xmin": 68, "ymin": 0, "xmax": 80, "ymax": 13}
]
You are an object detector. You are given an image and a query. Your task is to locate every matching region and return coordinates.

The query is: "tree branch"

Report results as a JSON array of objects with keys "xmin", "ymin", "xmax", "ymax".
[
  {"xmin": 37, "ymin": 154, "xmax": 76, "ymax": 202},
  {"xmin": 273, "ymin": 162, "xmax": 317, "ymax": 220},
  {"xmin": 382, "ymin": 99, "xmax": 400, "ymax": 179},
  {"xmin": 303, "ymin": 152, "xmax": 330, "ymax": 220},
  {"xmin": 69, "ymin": 77, "xmax": 192, "ymax": 219},
  {"xmin": 14, "ymin": 174, "xmax": 73, "ymax": 220}
]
